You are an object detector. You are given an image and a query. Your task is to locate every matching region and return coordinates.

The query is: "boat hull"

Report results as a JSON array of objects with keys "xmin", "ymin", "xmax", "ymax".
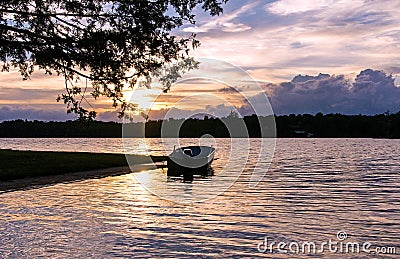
[{"xmin": 167, "ymin": 146, "xmax": 215, "ymax": 178}]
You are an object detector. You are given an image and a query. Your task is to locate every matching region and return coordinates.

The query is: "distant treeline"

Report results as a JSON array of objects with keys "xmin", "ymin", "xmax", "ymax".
[{"xmin": 0, "ymin": 112, "xmax": 400, "ymax": 138}]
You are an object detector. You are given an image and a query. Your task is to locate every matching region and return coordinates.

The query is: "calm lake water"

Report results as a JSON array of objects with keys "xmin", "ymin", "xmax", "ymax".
[{"xmin": 0, "ymin": 138, "xmax": 399, "ymax": 258}]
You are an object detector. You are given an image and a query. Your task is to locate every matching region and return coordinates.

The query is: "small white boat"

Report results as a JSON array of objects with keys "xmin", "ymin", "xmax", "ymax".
[{"xmin": 167, "ymin": 146, "xmax": 216, "ymax": 178}]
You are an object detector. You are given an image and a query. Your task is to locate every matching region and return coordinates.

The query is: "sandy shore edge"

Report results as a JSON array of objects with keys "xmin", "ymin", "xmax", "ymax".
[{"xmin": 0, "ymin": 166, "xmax": 132, "ymax": 193}]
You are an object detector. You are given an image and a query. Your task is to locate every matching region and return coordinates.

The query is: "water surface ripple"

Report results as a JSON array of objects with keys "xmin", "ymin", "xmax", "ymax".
[{"xmin": 0, "ymin": 138, "xmax": 399, "ymax": 258}]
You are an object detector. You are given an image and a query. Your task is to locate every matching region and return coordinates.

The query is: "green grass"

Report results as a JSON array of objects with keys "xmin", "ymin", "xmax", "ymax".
[{"xmin": 0, "ymin": 149, "xmax": 166, "ymax": 181}]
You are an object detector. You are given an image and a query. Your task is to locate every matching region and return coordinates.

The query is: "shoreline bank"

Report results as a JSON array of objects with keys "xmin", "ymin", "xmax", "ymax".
[
  {"xmin": 0, "ymin": 166, "xmax": 132, "ymax": 193},
  {"xmin": 0, "ymin": 149, "xmax": 167, "ymax": 192}
]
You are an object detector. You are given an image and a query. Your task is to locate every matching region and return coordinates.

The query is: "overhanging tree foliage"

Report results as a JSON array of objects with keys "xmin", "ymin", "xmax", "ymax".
[{"xmin": 0, "ymin": 0, "xmax": 227, "ymax": 120}]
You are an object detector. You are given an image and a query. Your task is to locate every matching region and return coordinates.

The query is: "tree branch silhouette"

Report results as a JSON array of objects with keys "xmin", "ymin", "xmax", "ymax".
[{"xmin": 0, "ymin": 0, "xmax": 227, "ymax": 120}]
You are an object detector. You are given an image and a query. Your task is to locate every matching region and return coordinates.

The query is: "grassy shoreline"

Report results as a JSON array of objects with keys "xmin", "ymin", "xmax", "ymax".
[{"xmin": 0, "ymin": 149, "xmax": 166, "ymax": 192}]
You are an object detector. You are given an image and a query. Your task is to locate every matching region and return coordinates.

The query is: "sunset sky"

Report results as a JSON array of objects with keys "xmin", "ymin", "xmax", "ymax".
[{"xmin": 1, "ymin": 0, "xmax": 400, "ymax": 121}]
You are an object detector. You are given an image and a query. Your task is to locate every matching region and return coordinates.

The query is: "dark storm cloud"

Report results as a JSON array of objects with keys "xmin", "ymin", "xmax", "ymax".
[
  {"xmin": 218, "ymin": 85, "xmax": 254, "ymax": 93},
  {"xmin": 384, "ymin": 66, "xmax": 400, "ymax": 74},
  {"xmin": 263, "ymin": 69, "xmax": 400, "ymax": 115},
  {"xmin": 218, "ymin": 87, "xmax": 240, "ymax": 93},
  {"xmin": 0, "ymin": 105, "xmax": 74, "ymax": 121}
]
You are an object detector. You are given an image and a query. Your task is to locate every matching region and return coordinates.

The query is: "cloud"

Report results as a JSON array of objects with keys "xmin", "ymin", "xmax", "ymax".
[
  {"xmin": 0, "ymin": 105, "xmax": 129, "ymax": 122},
  {"xmin": 262, "ymin": 69, "xmax": 400, "ymax": 115},
  {"xmin": 0, "ymin": 105, "xmax": 75, "ymax": 121},
  {"xmin": 188, "ymin": 0, "xmax": 400, "ymax": 84},
  {"xmin": 266, "ymin": 0, "xmax": 336, "ymax": 15},
  {"xmin": 2, "ymin": 0, "xmax": 400, "ymax": 120},
  {"xmin": 218, "ymin": 87, "xmax": 240, "ymax": 93},
  {"xmin": 96, "ymin": 111, "xmax": 123, "ymax": 122},
  {"xmin": 181, "ymin": 1, "xmax": 256, "ymax": 33},
  {"xmin": 2, "ymin": 69, "xmax": 399, "ymax": 121},
  {"xmin": 290, "ymin": 41, "xmax": 307, "ymax": 49},
  {"xmin": 220, "ymin": 22, "xmax": 251, "ymax": 33},
  {"xmin": 0, "ymin": 87, "xmax": 61, "ymax": 103}
]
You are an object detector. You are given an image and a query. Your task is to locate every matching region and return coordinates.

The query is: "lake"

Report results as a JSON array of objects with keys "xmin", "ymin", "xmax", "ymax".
[{"xmin": 0, "ymin": 138, "xmax": 399, "ymax": 257}]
